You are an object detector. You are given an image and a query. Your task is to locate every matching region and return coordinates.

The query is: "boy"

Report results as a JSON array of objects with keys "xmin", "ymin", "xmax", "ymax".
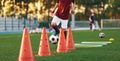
[
  {"xmin": 89, "ymin": 13, "xmax": 95, "ymax": 31},
  {"xmin": 51, "ymin": 0, "xmax": 74, "ymax": 37}
]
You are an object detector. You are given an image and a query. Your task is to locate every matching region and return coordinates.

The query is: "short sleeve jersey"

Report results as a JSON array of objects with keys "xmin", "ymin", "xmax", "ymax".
[
  {"xmin": 90, "ymin": 16, "xmax": 95, "ymax": 23},
  {"xmin": 55, "ymin": 0, "xmax": 74, "ymax": 20}
]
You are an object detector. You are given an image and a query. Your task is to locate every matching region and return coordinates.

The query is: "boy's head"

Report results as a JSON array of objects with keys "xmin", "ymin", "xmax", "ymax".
[{"xmin": 91, "ymin": 13, "xmax": 94, "ymax": 16}]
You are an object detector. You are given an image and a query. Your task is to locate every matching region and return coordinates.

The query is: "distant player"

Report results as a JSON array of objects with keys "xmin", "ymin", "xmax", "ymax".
[
  {"xmin": 89, "ymin": 13, "xmax": 95, "ymax": 31},
  {"xmin": 50, "ymin": 0, "xmax": 74, "ymax": 37}
]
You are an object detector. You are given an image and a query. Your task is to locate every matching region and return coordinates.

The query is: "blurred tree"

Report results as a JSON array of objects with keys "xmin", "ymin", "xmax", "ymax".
[
  {"xmin": 75, "ymin": 0, "xmax": 109, "ymax": 20},
  {"xmin": 43, "ymin": 0, "xmax": 56, "ymax": 16},
  {"xmin": 41, "ymin": 0, "xmax": 56, "ymax": 24},
  {"xmin": 112, "ymin": 0, "xmax": 120, "ymax": 19},
  {"xmin": 75, "ymin": 12, "xmax": 86, "ymax": 20},
  {"xmin": 75, "ymin": 0, "xmax": 94, "ymax": 19},
  {"xmin": 15, "ymin": 0, "xmax": 37, "ymax": 3},
  {"xmin": 2, "ymin": 0, "xmax": 120, "ymax": 20}
]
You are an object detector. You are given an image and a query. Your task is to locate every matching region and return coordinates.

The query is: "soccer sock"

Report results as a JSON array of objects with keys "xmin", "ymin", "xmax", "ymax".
[
  {"xmin": 64, "ymin": 30, "xmax": 67, "ymax": 39},
  {"xmin": 51, "ymin": 25, "xmax": 60, "ymax": 36},
  {"xmin": 92, "ymin": 24, "xmax": 95, "ymax": 30},
  {"xmin": 90, "ymin": 23, "xmax": 92, "ymax": 30}
]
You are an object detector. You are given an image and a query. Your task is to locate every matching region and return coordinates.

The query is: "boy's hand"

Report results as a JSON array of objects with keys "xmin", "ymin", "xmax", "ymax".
[{"xmin": 71, "ymin": 9, "xmax": 75, "ymax": 14}]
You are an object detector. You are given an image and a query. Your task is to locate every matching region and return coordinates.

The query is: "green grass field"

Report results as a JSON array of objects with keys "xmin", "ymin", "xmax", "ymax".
[{"xmin": 0, "ymin": 29, "xmax": 120, "ymax": 61}]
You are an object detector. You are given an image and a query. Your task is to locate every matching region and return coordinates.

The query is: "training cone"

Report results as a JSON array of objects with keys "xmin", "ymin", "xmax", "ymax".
[
  {"xmin": 18, "ymin": 28, "xmax": 35, "ymax": 61},
  {"xmin": 36, "ymin": 27, "xmax": 53, "ymax": 56},
  {"xmin": 56, "ymin": 28, "xmax": 68, "ymax": 53},
  {"xmin": 66, "ymin": 28, "xmax": 76, "ymax": 51}
]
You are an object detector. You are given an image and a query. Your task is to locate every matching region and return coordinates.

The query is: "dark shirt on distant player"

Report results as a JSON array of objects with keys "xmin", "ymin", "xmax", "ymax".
[
  {"xmin": 55, "ymin": 0, "xmax": 74, "ymax": 20},
  {"xmin": 90, "ymin": 16, "xmax": 95, "ymax": 23}
]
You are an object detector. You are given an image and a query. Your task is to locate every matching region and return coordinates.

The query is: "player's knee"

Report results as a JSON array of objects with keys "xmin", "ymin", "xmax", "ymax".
[{"xmin": 51, "ymin": 23, "xmax": 57, "ymax": 27}]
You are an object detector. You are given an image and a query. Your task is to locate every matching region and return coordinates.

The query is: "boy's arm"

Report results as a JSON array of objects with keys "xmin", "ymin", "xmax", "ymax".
[
  {"xmin": 71, "ymin": 2, "xmax": 75, "ymax": 14},
  {"xmin": 89, "ymin": 16, "xmax": 92, "ymax": 22},
  {"xmin": 52, "ymin": 3, "xmax": 59, "ymax": 13}
]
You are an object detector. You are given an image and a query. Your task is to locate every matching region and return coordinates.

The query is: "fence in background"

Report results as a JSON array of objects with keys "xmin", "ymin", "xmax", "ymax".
[
  {"xmin": 101, "ymin": 19, "xmax": 120, "ymax": 29},
  {"xmin": 0, "ymin": 17, "xmax": 38, "ymax": 31},
  {"xmin": 0, "ymin": 17, "xmax": 102, "ymax": 32}
]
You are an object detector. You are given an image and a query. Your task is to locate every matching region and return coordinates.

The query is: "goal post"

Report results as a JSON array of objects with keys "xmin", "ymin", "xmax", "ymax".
[
  {"xmin": 101, "ymin": 19, "xmax": 120, "ymax": 29},
  {"xmin": 71, "ymin": 20, "xmax": 100, "ymax": 30}
]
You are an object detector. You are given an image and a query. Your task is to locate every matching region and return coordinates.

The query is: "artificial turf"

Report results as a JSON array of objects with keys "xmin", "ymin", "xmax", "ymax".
[{"xmin": 0, "ymin": 29, "xmax": 120, "ymax": 61}]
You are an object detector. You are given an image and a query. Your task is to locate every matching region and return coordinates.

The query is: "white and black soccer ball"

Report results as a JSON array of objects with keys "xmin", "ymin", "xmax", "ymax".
[
  {"xmin": 99, "ymin": 32, "xmax": 105, "ymax": 38},
  {"xmin": 49, "ymin": 35, "xmax": 59, "ymax": 44}
]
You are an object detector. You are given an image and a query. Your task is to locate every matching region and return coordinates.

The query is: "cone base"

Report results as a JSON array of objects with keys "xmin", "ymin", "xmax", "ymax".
[
  {"xmin": 35, "ymin": 54, "xmax": 54, "ymax": 56},
  {"xmin": 18, "ymin": 58, "xmax": 35, "ymax": 61},
  {"xmin": 68, "ymin": 48, "xmax": 76, "ymax": 51},
  {"xmin": 56, "ymin": 50, "xmax": 68, "ymax": 53}
]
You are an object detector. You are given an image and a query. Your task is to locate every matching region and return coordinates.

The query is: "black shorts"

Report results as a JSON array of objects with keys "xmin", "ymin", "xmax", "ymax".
[{"xmin": 90, "ymin": 21, "xmax": 95, "ymax": 24}]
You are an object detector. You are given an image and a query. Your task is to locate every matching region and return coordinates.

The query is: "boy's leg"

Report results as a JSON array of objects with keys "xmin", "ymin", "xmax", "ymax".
[
  {"xmin": 92, "ymin": 23, "xmax": 95, "ymax": 31},
  {"xmin": 64, "ymin": 30, "xmax": 67, "ymax": 39},
  {"xmin": 61, "ymin": 19, "xmax": 68, "ymax": 38},
  {"xmin": 51, "ymin": 16, "xmax": 60, "ymax": 36},
  {"xmin": 90, "ymin": 23, "xmax": 92, "ymax": 31},
  {"xmin": 51, "ymin": 24, "xmax": 60, "ymax": 36}
]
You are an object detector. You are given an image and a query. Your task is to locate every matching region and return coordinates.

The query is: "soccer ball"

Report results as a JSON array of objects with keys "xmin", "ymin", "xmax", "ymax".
[
  {"xmin": 99, "ymin": 32, "xmax": 105, "ymax": 38},
  {"xmin": 49, "ymin": 35, "xmax": 59, "ymax": 44}
]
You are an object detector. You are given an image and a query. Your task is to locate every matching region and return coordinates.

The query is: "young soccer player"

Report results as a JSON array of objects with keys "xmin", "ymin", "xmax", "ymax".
[
  {"xmin": 89, "ymin": 13, "xmax": 95, "ymax": 31},
  {"xmin": 51, "ymin": 0, "xmax": 75, "ymax": 37}
]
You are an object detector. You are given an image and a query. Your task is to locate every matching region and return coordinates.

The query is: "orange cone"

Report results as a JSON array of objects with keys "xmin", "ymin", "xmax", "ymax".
[
  {"xmin": 56, "ymin": 28, "xmax": 68, "ymax": 53},
  {"xmin": 36, "ymin": 27, "xmax": 53, "ymax": 56},
  {"xmin": 66, "ymin": 28, "xmax": 76, "ymax": 51},
  {"xmin": 18, "ymin": 28, "xmax": 35, "ymax": 61}
]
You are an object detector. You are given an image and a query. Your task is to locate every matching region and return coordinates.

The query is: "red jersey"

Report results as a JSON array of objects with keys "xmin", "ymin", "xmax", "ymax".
[{"xmin": 55, "ymin": 0, "xmax": 74, "ymax": 20}]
